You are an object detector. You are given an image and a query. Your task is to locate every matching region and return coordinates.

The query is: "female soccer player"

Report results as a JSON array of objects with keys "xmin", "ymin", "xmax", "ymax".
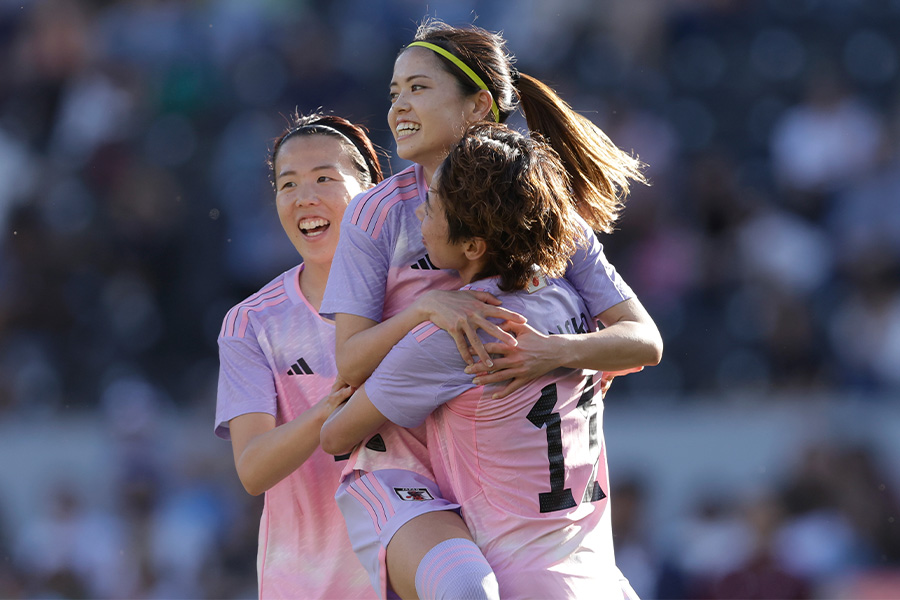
[
  {"xmin": 320, "ymin": 18, "xmax": 663, "ymax": 600},
  {"xmin": 214, "ymin": 112, "xmax": 383, "ymax": 599},
  {"xmin": 322, "ymin": 122, "xmax": 655, "ymax": 598}
]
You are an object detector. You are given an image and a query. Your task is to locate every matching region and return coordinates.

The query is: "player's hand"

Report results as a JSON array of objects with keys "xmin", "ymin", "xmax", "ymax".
[
  {"xmin": 598, "ymin": 371, "xmax": 615, "ymax": 398},
  {"xmin": 330, "ymin": 376, "xmax": 357, "ymax": 395},
  {"xmin": 464, "ymin": 320, "xmax": 561, "ymax": 398},
  {"xmin": 596, "ymin": 366, "xmax": 645, "ymax": 398},
  {"xmin": 319, "ymin": 380, "xmax": 355, "ymax": 416},
  {"xmin": 417, "ymin": 289, "xmax": 527, "ymax": 367}
]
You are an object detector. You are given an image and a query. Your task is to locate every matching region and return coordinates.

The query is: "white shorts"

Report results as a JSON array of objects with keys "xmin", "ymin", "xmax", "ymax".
[{"xmin": 336, "ymin": 469, "xmax": 461, "ymax": 599}]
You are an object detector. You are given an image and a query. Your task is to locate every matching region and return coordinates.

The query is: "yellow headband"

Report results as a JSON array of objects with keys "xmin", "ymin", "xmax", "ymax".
[{"xmin": 407, "ymin": 41, "xmax": 500, "ymax": 122}]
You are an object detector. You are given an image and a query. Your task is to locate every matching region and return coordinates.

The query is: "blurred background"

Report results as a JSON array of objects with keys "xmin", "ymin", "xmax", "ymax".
[{"xmin": 1, "ymin": 0, "xmax": 899, "ymax": 598}]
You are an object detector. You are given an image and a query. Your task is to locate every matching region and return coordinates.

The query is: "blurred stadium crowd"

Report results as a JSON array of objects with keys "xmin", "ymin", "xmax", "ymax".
[{"xmin": 1, "ymin": 0, "xmax": 899, "ymax": 598}]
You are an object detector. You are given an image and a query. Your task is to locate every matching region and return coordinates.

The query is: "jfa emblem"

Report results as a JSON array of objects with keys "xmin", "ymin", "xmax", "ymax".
[
  {"xmin": 394, "ymin": 487, "xmax": 434, "ymax": 501},
  {"xmin": 526, "ymin": 272, "xmax": 548, "ymax": 293}
]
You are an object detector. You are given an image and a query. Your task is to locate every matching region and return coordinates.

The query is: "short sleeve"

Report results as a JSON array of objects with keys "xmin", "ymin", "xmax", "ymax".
[
  {"xmin": 320, "ymin": 195, "xmax": 391, "ymax": 322},
  {"xmin": 365, "ymin": 327, "xmax": 474, "ymax": 428},
  {"xmin": 564, "ymin": 216, "xmax": 634, "ymax": 318},
  {"xmin": 215, "ymin": 332, "xmax": 277, "ymax": 440}
]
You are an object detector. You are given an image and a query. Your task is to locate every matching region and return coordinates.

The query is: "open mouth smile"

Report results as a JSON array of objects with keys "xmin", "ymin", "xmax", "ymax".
[
  {"xmin": 396, "ymin": 122, "xmax": 421, "ymax": 138},
  {"xmin": 299, "ymin": 217, "xmax": 330, "ymax": 238}
]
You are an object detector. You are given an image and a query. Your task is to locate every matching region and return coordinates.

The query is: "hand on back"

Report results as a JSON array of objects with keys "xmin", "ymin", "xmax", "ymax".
[{"xmin": 416, "ymin": 289, "xmax": 526, "ymax": 368}]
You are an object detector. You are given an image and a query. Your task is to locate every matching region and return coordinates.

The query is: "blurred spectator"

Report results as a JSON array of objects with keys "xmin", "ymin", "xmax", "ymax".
[
  {"xmin": 612, "ymin": 475, "xmax": 689, "ymax": 599},
  {"xmin": 770, "ymin": 67, "xmax": 882, "ymax": 207},
  {"xmin": 674, "ymin": 491, "xmax": 755, "ymax": 597},
  {"xmin": 2, "ymin": 0, "xmax": 900, "ymax": 597},
  {"xmin": 14, "ymin": 482, "xmax": 129, "ymax": 598},
  {"xmin": 704, "ymin": 493, "xmax": 813, "ymax": 600},
  {"xmin": 774, "ymin": 444, "xmax": 868, "ymax": 590}
]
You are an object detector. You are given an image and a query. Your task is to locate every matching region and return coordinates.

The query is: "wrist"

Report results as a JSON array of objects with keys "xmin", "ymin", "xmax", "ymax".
[
  {"xmin": 316, "ymin": 394, "xmax": 343, "ymax": 424},
  {"xmin": 410, "ymin": 290, "xmax": 436, "ymax": 324},
  {"xmin": 550, "ymin": 334, "xmax": 575, "ymax": 369}
]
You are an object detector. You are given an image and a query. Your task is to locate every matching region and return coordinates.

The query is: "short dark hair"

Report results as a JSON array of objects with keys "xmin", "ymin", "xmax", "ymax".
[{"xmin": 435, "ymin": 122, "xmax": 584, "ymax": 292}]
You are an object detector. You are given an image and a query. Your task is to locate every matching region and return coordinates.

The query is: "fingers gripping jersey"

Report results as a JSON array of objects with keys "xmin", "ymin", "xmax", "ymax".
[
  {"xmin": 320, "ymin": 164, "xmax": 635, "ymax": 478},
  {"xmin": 215, "ymin": 265, "xmax": 375, "ymax": 599},
  {"xmin": 365, "ymin": 277, "xmax": 630, "ymax": 598},
  {"xmin": 320, "ymin": 161, "xmax": 638, "ymax": 597}
]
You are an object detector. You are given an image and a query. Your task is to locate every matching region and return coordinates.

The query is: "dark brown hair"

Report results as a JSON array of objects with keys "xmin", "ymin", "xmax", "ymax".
[
  {"xmin": 408, "ymin": 18, "xmax": 646, "ymax": 233},
  {"xmin": 435, "ymin": 122, "xmax": 583, "ymax": 292},
  {"xmin": 269, "ymin": 110, "xmax": 384, "ymax": 188}
]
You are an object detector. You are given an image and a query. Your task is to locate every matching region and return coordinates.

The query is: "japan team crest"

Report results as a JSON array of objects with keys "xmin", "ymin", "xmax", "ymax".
[
  {"xmin": 393, "ymin": 487, "xmax": 435, "ymax": 501},
  {"xmin": 526, "ymin": 272, "xmax": 549, "ymax": 293}
]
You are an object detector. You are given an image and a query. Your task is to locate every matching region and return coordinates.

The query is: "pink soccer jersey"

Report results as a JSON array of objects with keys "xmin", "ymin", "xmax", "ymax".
[
  {"xmin": 320, "ymin": 164, "xmax": 461, "ymax": 323},
  {"xmin": 364, "ymin": 276, "xmax": 633, "ymax": 598},
  {"xmin": 320, "ymin": 164, "xmax": 461, "ymax": 478},
  {"xmin": 320, "ymin": 163, "xmax": 635, "ymax": 478},
  {"xmin": 321, "ymin": 165, "xmax": 635, "ymax": 323},
  {"xmin": 215, "ymin": 264, "xmax": 376, "ymax": 600}
]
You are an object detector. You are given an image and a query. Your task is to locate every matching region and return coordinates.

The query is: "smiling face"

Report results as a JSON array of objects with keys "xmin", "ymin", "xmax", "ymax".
[
  {"xmin": 274, "ymin": 134, "xmax": 365, "ymax": 267},
  {"xmin": 388, "ymin": 47, "xmax": 487, "ymax": 182}
]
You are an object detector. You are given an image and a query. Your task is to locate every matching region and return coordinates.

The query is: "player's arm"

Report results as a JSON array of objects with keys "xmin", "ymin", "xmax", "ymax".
[
  {"xmin": 334, "ymin": 311, "xmax": 421, "ymax": 388},
  {"xmin": 320, "ymin": 384, "xmax": 388, "ymax": 455},
  {"xmin": 470, "ymin": 297, "xmax": 663, "ymax": 397},
  {"xmin": 327, "ymin": 331, "xmax": 466, "ymax": 454},
  {"xmin": 553, "ymin": 296, "xmax": 662, "ymax": 371},
  {"xmin": 229, "ymin": 381, "xmax": 353, "ymax": 495},
  {"xmin": 335, "ymin": 289, "xmax": 526, "ymax": 388}
]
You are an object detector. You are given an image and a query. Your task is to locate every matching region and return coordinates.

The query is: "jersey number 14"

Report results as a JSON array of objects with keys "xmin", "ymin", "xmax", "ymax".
[{"xmin": 527, "ymin": 376, "xmax": 606, "ymax": 513}]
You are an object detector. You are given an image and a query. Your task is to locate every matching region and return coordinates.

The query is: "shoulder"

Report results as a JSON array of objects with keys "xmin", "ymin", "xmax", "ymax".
[
  {"xmin": 384, "ymin": 322, "xmax": 459, "ymax": 368},
  {"xmin": 375, "ymin": 321, "xmax": 463, "ymax": 386},
  {"xmin": 345, "ymin": 165, "xmax": 422, "ymax": 236},
  {"xmin": 219, "ymin": 269, "xmax": 295, "ymax": 339}
]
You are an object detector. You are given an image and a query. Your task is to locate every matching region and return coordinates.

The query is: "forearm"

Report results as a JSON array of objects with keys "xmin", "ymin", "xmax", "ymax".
[
  {"xmin": 235, "ymin": 404, "xmax": 331, "ymax": 495},
  {"xmin": 558, "ymin": 296, "xmax": 664, "ymax": 372},
  {"xmin": 550, "ymin": 320, "xmax": 663, "ymax": 372},
  {"xmin": 320, "ymin": 403, "xmax": 356, "ymax": 455},
  {"xmin": 336, "ymin": 305, "xmax": 427, "ymax": 387},
  {"xmin": 321, "ymin": 385, "xmax": 388, "ymax": 455}
]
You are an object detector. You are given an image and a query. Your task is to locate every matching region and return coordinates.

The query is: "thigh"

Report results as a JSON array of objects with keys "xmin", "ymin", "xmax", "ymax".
[
  {"xmin": 386, "ymin": 509, "xmax": 476, "ymax": 599},
  {"xmin": 336, "ymin": 469, "xmax": 461, "ymax": 599}
]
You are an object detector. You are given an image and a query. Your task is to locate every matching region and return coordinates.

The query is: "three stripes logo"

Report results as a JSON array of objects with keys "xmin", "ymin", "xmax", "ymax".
[
  {"xmin": 410, "ymin": 254, "xmax": 440, "ymax": 270},
  {"xmin": 286, "ymin": 357, "xmax": 314, "ymax": 376}
]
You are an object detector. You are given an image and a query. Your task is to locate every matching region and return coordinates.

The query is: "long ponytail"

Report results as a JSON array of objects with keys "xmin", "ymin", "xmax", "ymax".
[
  {"xmin": 516, "ymin": 74, "xmax": 646, "ymax": 233},
  {"xmin": 409, "ymin": 18, "xmax": 646, "ymax": 233}
]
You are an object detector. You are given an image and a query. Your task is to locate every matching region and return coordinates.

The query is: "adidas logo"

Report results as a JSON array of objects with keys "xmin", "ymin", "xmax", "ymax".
[
  {"xmin": 410, "ymin": 254, "xmax": 440, "ymax": 270},
  {"xmin": 286, "ymin": 357, "xmax": 314, "ymax": 376}
]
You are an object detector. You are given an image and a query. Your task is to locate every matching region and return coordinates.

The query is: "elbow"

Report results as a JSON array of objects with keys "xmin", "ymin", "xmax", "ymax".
[
  {"xmin": 242, "ymin": 482, "xmax": 266, "ymax": 497},
  {"xmin": 335, "ymin": 356, "xmax": 366, "ymax": 389},
  {"xmin": 320, "ymin": 423, "xmax": 354, "ymax": 456},
  {"xmin": 341, "ymin": 373, "xmax": 367, "ymax": 390},
  {"xmin": 645, "ymin": 332, "xmax": 664, "ymax": 367},
  {"xmin": 236, "ymin": 469, "xmax": 267, "ymax": 497},
  {"xmin": 234, "ymin": 451, "xmax": 271, "ymax": 496},
  {"xmin": 647, "ymin": 343, "xmax": 663, "ymax": 367}
]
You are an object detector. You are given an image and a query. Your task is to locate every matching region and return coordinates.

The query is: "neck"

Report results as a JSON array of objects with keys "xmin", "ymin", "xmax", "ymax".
[
  {"xmin": 298, "ymin": 260, "xmax": 330, "ymax": 312},
  {"xmin": 421, "ymin": 154, "xmax": 445, "ymax": 186},
  {"xmin": 423, "ymin": 164, "xmax": 436, "ymax": 186},
  {"xmin": 458, "ymin": 260, "xmax": 487, "ymax": 286}
]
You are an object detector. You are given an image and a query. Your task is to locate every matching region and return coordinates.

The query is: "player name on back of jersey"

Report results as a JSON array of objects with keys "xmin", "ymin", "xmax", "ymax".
[{"xmin": 549, "ymin": 313, "xmax": 592, "ymax": 336}]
